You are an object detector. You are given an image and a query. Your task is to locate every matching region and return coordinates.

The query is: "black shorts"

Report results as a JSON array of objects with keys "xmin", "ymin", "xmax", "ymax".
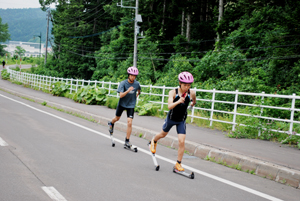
[{"xmin": 116, "ymin": 105, "xmax": 135, "ymax": 119}]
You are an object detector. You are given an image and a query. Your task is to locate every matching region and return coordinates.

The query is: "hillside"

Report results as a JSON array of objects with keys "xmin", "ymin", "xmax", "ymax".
[{"xmin": 0, "ymin": 8, "xmax": 52, "ymax": 43}]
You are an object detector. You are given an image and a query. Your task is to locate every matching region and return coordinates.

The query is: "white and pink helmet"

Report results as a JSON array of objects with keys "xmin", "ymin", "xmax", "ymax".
[
  {"xmin": 178, "ymin": 71, "xmax": 194, "ymax": 83},
  {"xmin": 127, "ymin": 66, "xmax": 139, "ymax": 75}
]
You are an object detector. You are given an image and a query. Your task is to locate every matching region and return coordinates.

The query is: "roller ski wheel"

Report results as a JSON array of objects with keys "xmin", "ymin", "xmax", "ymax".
[
  {"xmin": 124, "ymin": 143, "xmax": 138, "ymax": 152},
  {"xmin": 148, "ymin": 141, "xmax": 160, "ymax": 171},
  {"xmin": 173, "ymin": 168, "xmax": 194, "ymax": 179},
  {"xmin": 108, "ymin": 122, "xmax": 115, "ymax": 147},
  {"xmin": 109, "ymin": 132, "xmax": 115, "ymax": 147}
]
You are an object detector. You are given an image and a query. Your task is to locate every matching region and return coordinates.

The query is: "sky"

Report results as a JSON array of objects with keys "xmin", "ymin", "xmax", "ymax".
[{"xmin": 0, "ymin": 0, "xmax": 55, "ymax": 9}]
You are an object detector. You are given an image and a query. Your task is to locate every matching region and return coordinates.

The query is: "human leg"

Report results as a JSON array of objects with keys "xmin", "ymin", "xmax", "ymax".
[
  {"xmin": 150, "ymin": 116, "xmax": 174, "ymax": 153},
  {"xmin": 177, "ymin": 134, "xmax": 186, "ymax": 162},
  {"xmin": 108, "ymin": 104, "xmax": 123, "ymax": 133},
  {"xmin": 150, "ymin": 130, "xmax": 168, "ymax": 153},
  {"xmin": 174, "ymin": 134, "xmax": 186, "ymax": 171},
  {"xmin": 126, "ymin": 117, "xmax": 133, "ymax": 140}
]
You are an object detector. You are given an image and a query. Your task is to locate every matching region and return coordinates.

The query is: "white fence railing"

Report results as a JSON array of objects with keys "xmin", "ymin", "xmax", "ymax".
[{"xmin": 6, "ymin": 67, "xmax": 300, "ymax": 137}]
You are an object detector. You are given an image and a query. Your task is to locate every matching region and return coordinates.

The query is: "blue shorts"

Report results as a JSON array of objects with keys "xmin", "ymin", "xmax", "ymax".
[{"xmin": 162, "ymin": 116, "xmax": 186, "ymax": 134}]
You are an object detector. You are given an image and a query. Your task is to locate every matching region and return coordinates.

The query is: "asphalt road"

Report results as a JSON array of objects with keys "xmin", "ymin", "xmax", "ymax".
[{"xmin": 0, "ymin": 91, "xmax": 299, "ymax": 201}]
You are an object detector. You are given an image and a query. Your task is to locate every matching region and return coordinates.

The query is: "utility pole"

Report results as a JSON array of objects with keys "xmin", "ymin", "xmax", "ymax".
[
  {"xmin": 33, "ymin": 32, "xmax": 42, "ymax": 57},
  {"xmin": 117, "ymin": 0, "xmax": 142, "ymax": 67},
  {"xmin": 133, "ymin": 0, "xmax": 139, "ymax": 67},
  {"xmin": 45, "ymin": 10, "xmax": 50, "ymax": 65}
]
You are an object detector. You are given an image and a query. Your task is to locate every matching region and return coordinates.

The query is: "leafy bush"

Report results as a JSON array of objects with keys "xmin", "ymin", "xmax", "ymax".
[
  {"xmin": 281, "ymin": 133, "xmax": 300, "ymax": 149},
  {"xmin": 51, "ymin": 81, "xmax": 70, "ymax": 96},
  {"xmin": 1, "ymin": 69, "xmax": 10, "ymax": 80},
  {"xmin": 135, "ymin": 96, "xmax": 160, "ymax": 116},
  {"xmin": 72, "ymin": 86, "xmax": 107, "ymax": 105},
  {"xmin": 105, "ymin": 96, "xmax": 119, "ymax": 109}
]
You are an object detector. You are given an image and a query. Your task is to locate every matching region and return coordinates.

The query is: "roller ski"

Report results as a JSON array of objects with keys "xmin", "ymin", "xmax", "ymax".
[
  {"xmin": 124, "ymin": 140, "xmax": 138, "ymax": 152},
  {"xmin": 108, "ymin": 122, "xmax": 115, "ymax": 147},
  {"xmin": 173, "ymin": 162, "xmax": 194, "ymax": 179},
  {"xmin": 148, "ymin": 139, "xmax": 160, "ymax": 171}
]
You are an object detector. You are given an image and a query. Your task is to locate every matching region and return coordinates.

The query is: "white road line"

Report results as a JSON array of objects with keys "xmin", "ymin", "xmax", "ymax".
[
  {"xmin": 0, "ymin": 137, "xmax": 8, "ymax": 146},
  {"xmin": 0, "ymin": 94, "xmax": 283, "ymax": 201},
  {"xmin": 42, "ymin": 186, "xmax": 67, "ymax": 201}
]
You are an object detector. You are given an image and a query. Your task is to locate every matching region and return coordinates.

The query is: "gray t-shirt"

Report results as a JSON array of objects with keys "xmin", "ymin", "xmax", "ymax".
[{"xmin": 117, "ymin": 79, "xmax": 141, "ymax": 108}]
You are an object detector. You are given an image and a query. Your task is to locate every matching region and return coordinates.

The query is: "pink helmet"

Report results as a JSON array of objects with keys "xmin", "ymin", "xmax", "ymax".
[
  {"xmin": 178, "ymin": 71, "xmax": 194, "ymax": 83},
  {"xmin": 127, "ymin": 66, "xmax": 139, "ymax": 75}
]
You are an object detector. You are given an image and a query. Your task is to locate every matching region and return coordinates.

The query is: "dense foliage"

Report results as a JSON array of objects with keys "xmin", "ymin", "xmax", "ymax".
[
  {"xmin": 37, "ymin": 0, "xmax": 300, "ymax": 96},
  {"xmin": 1, "ymin": 69, "xmax": 10, "ymax": 80}
]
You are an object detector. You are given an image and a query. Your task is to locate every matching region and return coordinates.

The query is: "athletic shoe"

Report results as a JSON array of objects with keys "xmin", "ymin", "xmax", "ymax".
[
  {"xmin": 174, "ymin": 162, "xmax": 184, "ymax": 172},
  {"xmin": 149, "ymin": 139, "xmax": 157, "ymax": 154},
  {"xmin": 124, "ymin": 140, "xmax": 132, "ymax": 148},
  {"xmin": 108, "ymin": 122, "xmax": 114, "ymax": 133}
]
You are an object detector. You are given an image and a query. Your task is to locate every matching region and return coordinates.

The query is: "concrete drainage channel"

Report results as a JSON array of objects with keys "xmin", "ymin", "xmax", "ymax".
[{"xmin": 1, "ymin": 86, "xmax": 300, "ymax": 190}]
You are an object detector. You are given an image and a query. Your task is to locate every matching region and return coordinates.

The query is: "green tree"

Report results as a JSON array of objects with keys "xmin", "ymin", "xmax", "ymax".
[
  {"xmin": 0, "ymin": 16, "xmax": 10, "ymax": 56},
  {"xmin": 14, "ymin": 46, "xmax": 26, "ymax": 57}
]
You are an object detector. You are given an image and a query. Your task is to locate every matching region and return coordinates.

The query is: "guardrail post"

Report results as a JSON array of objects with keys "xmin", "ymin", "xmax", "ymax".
[
  {"xmin": 70, "ymin": 78, "xmax": 73, "ymax": 93},
  {"xmin": 161, "ymin": 85, "xmax": 165, "ymax": 110},
  {"xmin": 76, "ymin": 79, "xmax": 79, "ymax": 92},
  {"xmin": 33, "ymin": 74, "xmax": 36, "ymax": 88},
  {"xmin": 190, "ymin": 87, "xmax": 197, "ymax": 123},
  {"xmin": 258, "ymin": 92, "xmax": 265, "ymax": 136},
  {"xmin": 42, "ymin": 75, "xmax": 45, "ymax": 90},
  {"xmin": 39, "ymin": 75, "xmax": 42, "ymax": 90},
  {"xmin": 210, "ymin": 88, "xmax": 216, "ymax": 127},
  {"xmin": 102, "ymin": 81, "xmax": 104, "ymax": 88},
  {"xmin": 117, "ymin": 82, "xmax": 120, "ymax": 98},
  {"xmin": 109, "ymin": 81, "xmax": 111, "ymax": 95},
  {"xmin": 289, "ymin": 93, "xmax": 296, "ymax": 134},
  {"xmin": 94, "ymin": 81, "xmax": 97, "ymax": 88},
  {"xmin": 49, "ymin": 76, "xmax": 51, "ymax": 91},
  {"xmin": 232, "ymin": 90, "xmax": 239, "ymax": 131}
]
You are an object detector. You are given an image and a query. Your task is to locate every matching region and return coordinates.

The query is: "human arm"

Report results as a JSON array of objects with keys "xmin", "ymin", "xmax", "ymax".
[
  {"xmin": 119, "ymin": 86, "xmax": 134, "ymax": 98},
  {"xmin": 136, "ymin": 89, "xmax": 141, "ymax": 97},
  {"xmin": 190, "ymin": 90, "xmax": 196, "ymax": 107},
  {"xmin": 167, "ymin": 89, "xmax": 185, "ymax": 110}
]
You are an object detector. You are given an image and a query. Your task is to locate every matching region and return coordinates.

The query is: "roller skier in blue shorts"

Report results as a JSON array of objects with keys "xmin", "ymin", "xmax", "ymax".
[{"xmin": 150, "ymin": 72, "xmax": 196, "ymax": 171}]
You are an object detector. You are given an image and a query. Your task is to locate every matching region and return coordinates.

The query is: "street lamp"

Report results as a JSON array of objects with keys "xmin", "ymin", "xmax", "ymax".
[{"xmin": 33, "ymin": 32, "xmax": 42, "ymax": 57}]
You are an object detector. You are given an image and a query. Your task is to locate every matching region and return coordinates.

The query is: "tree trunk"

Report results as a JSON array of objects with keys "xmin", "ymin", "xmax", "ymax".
[
  {"xmin": 200, "ymin": 0, "xmax": 204, "ymax": 22},
  {"xmin": 206, "ymin": 0, "xmax": 209, "ymax": 21},
  {"xmin": 218, "ymin": 0, "xmax": 224, "ymax": 22},
  {"xmin": 148, "ymin": 2, "xmax": 153, "ymax": 27},
  {"xmin": 161, "ymin": 0, "xmax": 166, "ymax": 34},
  {"xmin": 58, "ymin": 43, "xmax": 60, "ymax": 60},
  {"xmin": 186, "ymin": 11, "xmax": 191, "ymax": 42},
  {"xmin": 217, "ymin": 0, "xmax": 224, "ymax": 42},
  {"xmin": 181, "ymin": 10, "xmax": 185, "ymax": 36}
]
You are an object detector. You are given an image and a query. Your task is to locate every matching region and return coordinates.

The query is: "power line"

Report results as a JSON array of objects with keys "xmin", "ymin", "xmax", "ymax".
[
  {"xmin": 61, "ymin": 33, "xmax": 300, "ymax": 49},
  {"xmin": 65, "ymin": 47, "xmax": 300, "ymax": 63},
  {"xmin": 55, "ymin": 43, "xmax": 300, "ymax": 56},
  {"xmin": 54, "ymin": 0, "xmax": 111, "ymax": 22},
  {"xmin": 62, "ymin": 4, "xmax": 108, "ymax": 25},
  {"xmin": 68, "ymin": 18, "xmax": 134, "ymax": 38},
  {"xmin": 67, "ymin": 50, "xmax": 132, "ymax": 60}
]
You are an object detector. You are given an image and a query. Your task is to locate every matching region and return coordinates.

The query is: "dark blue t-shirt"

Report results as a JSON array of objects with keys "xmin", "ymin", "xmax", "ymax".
[{"xmin": 117, "ymin": 79, "xmax": 141, "ymax": 108}]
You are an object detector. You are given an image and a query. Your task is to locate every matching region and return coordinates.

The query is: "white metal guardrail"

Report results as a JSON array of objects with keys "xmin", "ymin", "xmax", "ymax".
[{"xmin": 6, "ymin": 67, "xmax": 300, "ymax": 137}]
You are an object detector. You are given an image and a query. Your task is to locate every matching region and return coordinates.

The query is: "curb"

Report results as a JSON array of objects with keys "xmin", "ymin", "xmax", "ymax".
[{"xmin": 1, "ymin": 86, "xmax": 300, "ymax": 189}]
